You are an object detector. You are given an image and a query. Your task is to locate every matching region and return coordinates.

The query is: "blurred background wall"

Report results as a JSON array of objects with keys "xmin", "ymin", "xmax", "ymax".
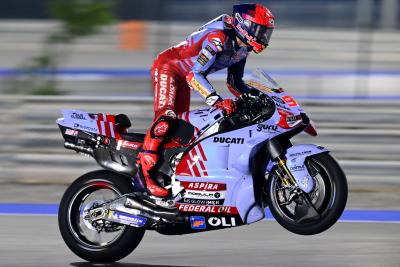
[
  {"xmin": 0, "ymin": 0, "xmax": 399, "ymax": 204},
  {"xmin": 0, "ymin": 0, "xmax": 399, "ymax": 97}
]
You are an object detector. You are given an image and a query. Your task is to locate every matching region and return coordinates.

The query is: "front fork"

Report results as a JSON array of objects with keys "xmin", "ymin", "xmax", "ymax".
[
  {"xmin": 267, "ymin": 139, "xmax": 299, "ymax": 189},
  {"xmin": 275, "ymin": 157, "xmax": 298, "ymax": 187}
]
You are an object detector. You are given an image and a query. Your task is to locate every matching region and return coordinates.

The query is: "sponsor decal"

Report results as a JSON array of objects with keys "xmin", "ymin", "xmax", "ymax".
[
  {"xmin": 276, "ymin": 103, "xmax": 290, "ymax": 111},
  {"xmin": 199, "ymin": 53, "xmax": 209, "ymax": 62},
  {"xmin": 271, "ymin": 96, "xmax": 285, "ymax": 104},
  {"xmin": 205, "ymin": 45, "xmax": 216, "ymax": 56},
  {"xmin": 290, "ymin": 164, "xmax": 306, "ymax": 172},
  {"xmin": 282, "ymin": 95, "xmax": 298, "ymax": 107},
  {"xmin": 180, "ymin": 182, "xmax": 226, "ymax": 191},
  {"xmin": 168, "ymin": 77, "xmax": 176, "ymax": 106},
  {"xmin": 236, "ymin": 23, "xmax": 257, "ymax": 43},
  {"xmin": 213, "ymin": 137, "xmax": 244, "ymax": 144},
  {"xmin": 154, "ymin": 68, "xmax": 158, "ymax": 82},
  {"xmin": 182, "ymin": 198, "xmax": 224, "ymax": 205},
  {"xmin": 208, "ymin": 217, "xmax": 236, "ymax": 227},
  {"xmin": 176, "ymin": 204, "xmax": 239, "ymax": 214},
  {"xmin": 205, "ymin": 95, "xmax": 220, "ymax": 106},
  {"xmin": 109, "ymin": 211, "xmax": 147, "ymax": 227},
  {"xmin": 158, "ymin": 73, "xmax": 168, "ymax": 109},
  {"xmin": 121, "ymin": 140, "xmax": 141, "ymax": 150},
  {"xmin": 73, "ymin": 123, "xmax": 97, "ymax": 133},
  {"xmin": 235, "ymin": 12, "xmax": 243, "ymax": 23},
  {"xmin": 185, "ymin": 191, "xmax": 225, "ymax": 200},
  {"xmin": 190, "ymin": 216, "xmax": 206, "ymax": 229},
  {"xmin": 256, "ymin": 124, "xmax": 278, "ymax": 132},
  {"xmin": 71, "ymin": 112, "xmax": 86, "ymax": 120},
  {"xmin": 289, "ymin": 150, "xmax": 312, "ymax": 157},
  {"xmin": 197, "ymin": 56, "xmax": 207, "ymax": 66},
  {"xmin": 154, "ymin": 121, "xmax": 169, "ymax": 136},
  {"xmin": 246, "ymin": 80, "xmax": 273, "ymax": 93},
  {"xmin": 65, "ymin": 129, "xmax": 78, "ymax": 136},
  {"xmin": 211, "ymin": 38, "xmax": 223, "ymax": 51},
  {"xmin": 189, "ymin": 76, "xmax": 209, "ymax": 97}
]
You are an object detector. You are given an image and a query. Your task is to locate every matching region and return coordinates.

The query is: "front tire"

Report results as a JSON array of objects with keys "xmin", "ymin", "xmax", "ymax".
[
  {"xmin": 58, "ymin": 170, "xmax": 145, "ymax": 262},
  {"xmin": 267, "ymin": 153, "xmax": 348, "ymax": 235}
]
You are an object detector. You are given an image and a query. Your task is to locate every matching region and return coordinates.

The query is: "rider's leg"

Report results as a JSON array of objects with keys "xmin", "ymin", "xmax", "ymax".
[
  {"xmin": 174, "ymin": 81, "xmax": 191, "ymax": 114},
  {"xmin": 139, "ymin": 109, "xmax": 176, "ymax": 197},
  {"xmin": 138, "ymin": 64, "xmax": 178, "ymax": 197}
]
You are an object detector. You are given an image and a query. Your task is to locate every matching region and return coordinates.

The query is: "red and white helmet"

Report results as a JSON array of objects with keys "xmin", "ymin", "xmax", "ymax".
[{"xmin": 233, "ymin": 3, "xmax": 275, "ymax": 53}]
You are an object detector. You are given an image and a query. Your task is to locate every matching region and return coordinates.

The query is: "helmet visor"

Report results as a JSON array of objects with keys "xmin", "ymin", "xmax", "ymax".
[{"xmin": 247, "ymin": 22, "xmax": 274, "ymax": 46}]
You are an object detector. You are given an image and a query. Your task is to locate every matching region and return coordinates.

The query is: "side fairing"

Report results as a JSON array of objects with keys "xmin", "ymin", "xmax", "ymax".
[{"xmin": 175, "ymin": 109, "xmax": 285, "ymax": 224}]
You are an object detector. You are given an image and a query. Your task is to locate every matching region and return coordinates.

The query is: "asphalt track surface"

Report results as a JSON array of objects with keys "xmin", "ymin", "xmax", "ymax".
[{"xmin": 0, "ymin": 210, "xmax": 399, "ymax": 267}]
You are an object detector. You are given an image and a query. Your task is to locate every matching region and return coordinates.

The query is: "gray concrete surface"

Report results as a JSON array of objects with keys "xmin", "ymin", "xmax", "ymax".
[{"xmin": 0, "ymin": 216, "xmax": 399, "ymax": 267}]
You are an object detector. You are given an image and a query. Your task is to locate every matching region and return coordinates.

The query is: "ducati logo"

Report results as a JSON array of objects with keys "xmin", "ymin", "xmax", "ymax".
[
  {"xmin": 158, "ymin": 74, "xmax": 168, "ymax": 108},
  {"xmin": 213, "ymin": 137, "xmax": 244, "ymax": 144}
]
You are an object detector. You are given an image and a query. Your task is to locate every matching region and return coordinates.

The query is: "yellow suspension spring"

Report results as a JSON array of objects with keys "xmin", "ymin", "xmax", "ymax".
[{"xmin": 277, "ymin": 158, "xmax": 298, "ymax": 186}]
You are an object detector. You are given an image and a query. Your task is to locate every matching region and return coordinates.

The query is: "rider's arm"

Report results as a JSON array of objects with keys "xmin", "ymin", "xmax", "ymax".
[
  {"xmin": 226, "ymin": 58, "xmax": 251, "ymax": 97},
  {"xmin": 186, "ymin": 32, "xmax": 224, "ymax": 106}
]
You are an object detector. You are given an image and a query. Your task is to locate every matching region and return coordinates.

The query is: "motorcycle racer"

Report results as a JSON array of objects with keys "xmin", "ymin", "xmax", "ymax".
[{"xmin": 138, "ymin": 3, "xmax": 275, "ymax": 197}]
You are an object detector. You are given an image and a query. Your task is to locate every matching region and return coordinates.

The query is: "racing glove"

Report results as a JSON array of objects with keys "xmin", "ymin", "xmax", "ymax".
[{"xmin": 206, "ymin": 93, "xmax": 236, "ymax": 116}]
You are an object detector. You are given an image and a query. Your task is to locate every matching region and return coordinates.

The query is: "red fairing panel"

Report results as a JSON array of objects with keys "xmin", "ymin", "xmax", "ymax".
[
  {"xmin": 94, "ymin": 113, "xmax": 121, "ymax": 139},
  {"xmin": 175, "ymin": 143, "xmax": 208, "ymax": 177}
]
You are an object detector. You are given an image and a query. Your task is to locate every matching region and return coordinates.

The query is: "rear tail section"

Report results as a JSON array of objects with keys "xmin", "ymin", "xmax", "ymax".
[{"xmin": 57, "ymin": 109, "xmax": 144, "ymax": 175}]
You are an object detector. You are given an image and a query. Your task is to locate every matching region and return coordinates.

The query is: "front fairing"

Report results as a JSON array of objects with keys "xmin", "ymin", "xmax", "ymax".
[{"xmin": 245, "ymin": 69, "xmax": 305, "ymax": 129}]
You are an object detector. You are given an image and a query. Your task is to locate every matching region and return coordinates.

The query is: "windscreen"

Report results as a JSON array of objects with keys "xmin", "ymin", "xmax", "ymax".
[{"xmin": 245, "ymin": 68, "xmax": 283, "ymax": 94}]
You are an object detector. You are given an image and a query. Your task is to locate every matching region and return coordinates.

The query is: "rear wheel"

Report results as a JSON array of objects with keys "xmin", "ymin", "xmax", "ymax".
[
  {"xmin": 58, "ymin": 170, "xmax": 145, "ymax": 262},
  {"xmin": 267, "ymin": 153, "xmax": 347, "ymax": 235}
]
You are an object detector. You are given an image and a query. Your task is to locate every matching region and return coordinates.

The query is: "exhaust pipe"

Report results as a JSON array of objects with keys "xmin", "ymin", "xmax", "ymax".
[
  {"xmin": 64, "ymin": 142, "xmax": 94, "ymax": 156},
  {"xmin": 124, "ymin": 196, "xmax": 179, "ymax": 221}
]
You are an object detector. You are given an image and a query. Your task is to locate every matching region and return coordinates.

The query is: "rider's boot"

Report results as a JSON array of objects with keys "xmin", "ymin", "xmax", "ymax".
[
  {"xmin": 138, "ymin": 147, "xmax": 169, "ymax": 197},
  {"xmin": 138, "ymin": 110, "xmax": 176, "ymax": 198}
]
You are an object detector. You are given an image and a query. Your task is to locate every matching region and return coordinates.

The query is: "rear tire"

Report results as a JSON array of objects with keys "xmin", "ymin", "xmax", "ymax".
[
  {"xmin": 58, "ymin": 170, "xmax": 145, "ymax": 262},
  {"xmin": 267, "ymin": 153, "xmax": 347, "ymax": 235}
]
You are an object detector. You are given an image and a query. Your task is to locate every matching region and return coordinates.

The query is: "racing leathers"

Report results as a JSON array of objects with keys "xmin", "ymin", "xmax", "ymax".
[{"xmin": 139, "ymin": 15, "xmax": 254, "ymax": 197}]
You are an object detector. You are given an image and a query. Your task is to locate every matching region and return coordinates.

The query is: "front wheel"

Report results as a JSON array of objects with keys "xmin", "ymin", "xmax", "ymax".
[
  {"xmin": 58, "ymin": 170, "xmax": 145, "ymax": 262},
  {"xmin": 267, "ymin": 153, "xmax": 348, "ymax": 235}
]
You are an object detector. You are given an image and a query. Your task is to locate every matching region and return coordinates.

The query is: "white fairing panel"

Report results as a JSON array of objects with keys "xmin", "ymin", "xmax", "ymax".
[
  {"xmin": 185, "ymin": 108, "xmax": 224, "ymax": 132},
  {"xmin": 285, "ymin": 144, "xmax": 329, "ymax": 193},
  {"xmin": 57, "ymin": 109, "xmax": 99, "ymax": 134}
]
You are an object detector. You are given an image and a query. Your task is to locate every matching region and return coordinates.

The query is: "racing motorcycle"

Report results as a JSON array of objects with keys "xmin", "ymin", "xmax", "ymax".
[{"xmin": 57, "ymin": 69, "xmax": 347, "ymax": 262}]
